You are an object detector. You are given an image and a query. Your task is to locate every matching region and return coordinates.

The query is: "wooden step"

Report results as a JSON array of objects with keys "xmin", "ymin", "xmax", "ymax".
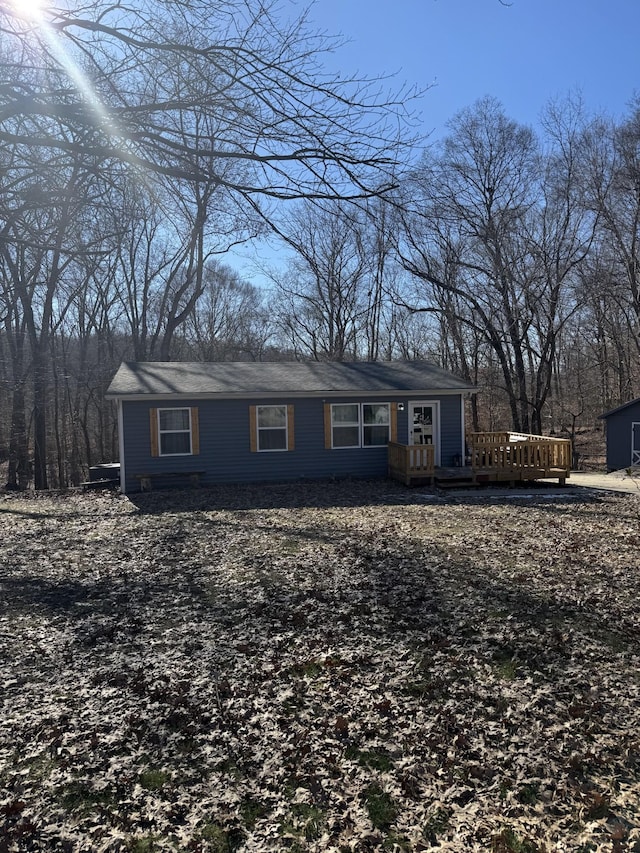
[{"xmin": 434, "ymin": 475, "xmax": 474, "ymax": 489}]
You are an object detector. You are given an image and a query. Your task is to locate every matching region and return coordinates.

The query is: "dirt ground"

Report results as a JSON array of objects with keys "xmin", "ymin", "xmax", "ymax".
[{"xmin": 1, "ymin": 480, "xmax": 640, "ymax": 852}]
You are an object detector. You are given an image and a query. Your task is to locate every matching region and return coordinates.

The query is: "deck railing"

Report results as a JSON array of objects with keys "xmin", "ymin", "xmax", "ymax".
[
  {"xmin": 471, "ymin": 431, "xmax": 553, "ymax": 445},
  {"xmin": 469, "ymin": 432, "xmax": 571, "ymax": 483},
  {"xmin": 388, "ymin": 432, "xmax": 571, "ymax": 487},
  {"xmin": 388, "ymin": 441, "xmax": 435, "ymax": 486}
]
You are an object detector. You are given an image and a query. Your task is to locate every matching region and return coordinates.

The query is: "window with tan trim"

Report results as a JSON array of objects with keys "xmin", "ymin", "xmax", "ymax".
[
  {"xmin": 250, "ymin": 404, "xmax": 295, "ymax": 452},
  {"xmin": 327, "ymin": 402, "xmax": 391, "ymax": 448},
  {"xmin": 150, "ymin": 407, "xmax": 199, "ymax": 457},
  {"xmin": 331, "ymin": 403, "xmax": 360, "ymax": 448}
]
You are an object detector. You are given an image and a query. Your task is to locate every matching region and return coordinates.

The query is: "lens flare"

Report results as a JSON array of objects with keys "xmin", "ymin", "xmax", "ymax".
[{"xmin": 14, "ymin": 0, "xmax": 46, "ymax": 20}]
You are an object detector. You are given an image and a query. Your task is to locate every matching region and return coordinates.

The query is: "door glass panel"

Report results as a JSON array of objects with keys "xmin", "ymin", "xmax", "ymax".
[{"xmin": 411, "ymin": 405, "xmax": 433, "ymax": 445}]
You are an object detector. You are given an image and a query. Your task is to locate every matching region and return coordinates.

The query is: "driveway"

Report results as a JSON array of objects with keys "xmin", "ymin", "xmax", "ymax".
[
  {"xmin": 559, "ymin": 469, "xmax": 640, "ymax": 494},
  {"xmin": 433, "ymin": 469, "xmax": 640, "ymax": 500}
]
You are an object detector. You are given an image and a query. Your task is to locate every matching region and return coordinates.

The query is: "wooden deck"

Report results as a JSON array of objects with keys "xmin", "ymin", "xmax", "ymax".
[
  {"xmin": 469, "ymin": 432, "xmax": 571, "ymax": 485},
  {"xmin": 388, "ymin": 433, "xmax": 572, "ymax": 488},
  {"xmin": 388, "ymin": 442, "xmax": 435, "ymax": 486}
]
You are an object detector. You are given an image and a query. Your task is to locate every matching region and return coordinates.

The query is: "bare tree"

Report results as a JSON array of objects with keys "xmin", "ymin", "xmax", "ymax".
[
  {"xmin": 0, "ymin": 0, "xmax": 417, "ymax": 203},
  {"xmin": 0, "ymin": 151, "xmax": 108, "ymax": 488},
  {"xmin": 583, "ymin": 101, "xmax": 640, "ymax": 365},
  {"xmin": 399, "ymin": 97, "xmax": 594, "ymax": 433},
  {"xmin": 185, "ymin": 261, "xmax": 272, "ymax": 361},
  {"xmin": 0, "ymin": 259, "xmax": 30, "ymax": 489},
  {"xmin": 109, "ymin": 183, "xmax": 211, "ymax": 362},
  {"xmin": 0, "ymin": 0, "xmax": 418, "ymax": 486},
  {"xmin": 269, "ymin": 201, "xmax": 370, "ymax": 360},
  {"xmin": 521, "ymin": 96, "xmax": 597, "ymax": 433}
]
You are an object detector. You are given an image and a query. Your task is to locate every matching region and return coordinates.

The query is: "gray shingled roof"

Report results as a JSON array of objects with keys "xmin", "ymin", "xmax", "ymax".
[{"xmin": 106, "ymin": 361, "xmax": 475, "ymax": 398}]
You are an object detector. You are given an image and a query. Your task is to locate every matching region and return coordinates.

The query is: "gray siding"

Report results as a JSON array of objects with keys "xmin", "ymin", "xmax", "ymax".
[
  {"xmin": 603, "ymin": 402, "xmax": 640, "ymax": 470},
  {"xmin": 121, "ymin": 394, "xmax": 465, "ymax": 492}
]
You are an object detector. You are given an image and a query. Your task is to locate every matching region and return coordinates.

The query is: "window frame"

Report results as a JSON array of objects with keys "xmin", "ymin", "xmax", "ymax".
[
  {"xmin": 330, "ymin": 402, "xmax": 391, "ymax": 449},
  {"xmin": 362, "ymin": 402, "xmax": 391, "ymax": 447},
  {"xmin": 256, "ymin": 404, "xmax": 289, "ymax": 452},
  {"xmin": 157, "ymin": 407, "xmax": 193, "ymax": 456}
]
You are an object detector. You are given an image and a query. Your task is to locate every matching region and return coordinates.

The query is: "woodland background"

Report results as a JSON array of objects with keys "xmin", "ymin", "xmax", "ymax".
[{"xmin": 1, "ymin": 1, "xmax": 639, "ymax": 489}]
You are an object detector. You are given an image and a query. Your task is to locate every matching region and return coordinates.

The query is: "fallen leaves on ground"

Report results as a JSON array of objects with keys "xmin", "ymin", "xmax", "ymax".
[{"xmin": 1, "ymin": 480, "xmax": 639, "ymax": 852}]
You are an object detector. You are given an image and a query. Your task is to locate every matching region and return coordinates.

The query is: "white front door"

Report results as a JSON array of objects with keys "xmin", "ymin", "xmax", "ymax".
[
  {"xmin": 632, "ymin": 422, "xmax": 640, "ymax": 465},
  {"xmin": 409, "ymin": 401, "xmax": 440, "ymax": 465}
]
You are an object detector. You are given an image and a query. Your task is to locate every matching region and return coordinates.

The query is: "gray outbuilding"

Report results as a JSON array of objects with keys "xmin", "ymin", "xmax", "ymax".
[
  {"xmin": 599, "ymin": 398, "xmax": 640, "ymax": 471},
  {"xmin": 106, "ymin": 360, "xmax": 475, "ymax": 494}
]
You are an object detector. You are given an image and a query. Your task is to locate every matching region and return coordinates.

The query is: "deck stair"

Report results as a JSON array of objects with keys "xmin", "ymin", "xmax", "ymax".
[{"xmin": 433, "ymin": 466, "xmax": 474, "ymax": 489}]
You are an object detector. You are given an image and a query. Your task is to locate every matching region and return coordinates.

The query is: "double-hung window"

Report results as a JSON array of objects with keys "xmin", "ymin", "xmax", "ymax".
[
  {"xmin": 331, "ymin": 404, "xmax": 361, "ymax": 448},
  {"xmin": 330, "ymin": 403, "xmax": 390, "ymax": 448},
  {"xmin": 158, "ymin": 408, "xmax": 192, "ymax": 455},
  {"xmin": 362, "ymin": 403, "xmax": 391, "ymax": 446},
  {"xmin": 256, "ymin": 405, "xmax": 288, "ymax": 451},
  {"xmin": 250, "ymin": 404, "xmax": 294, "ymax": 452}
]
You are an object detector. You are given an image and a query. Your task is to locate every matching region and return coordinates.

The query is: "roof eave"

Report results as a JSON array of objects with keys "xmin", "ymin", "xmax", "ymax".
[
  {"xmin": 599, "ymin": 397, "xmax": 640, "ymax": 419},
  {"xmin": 106, "ymin": 387, "xmax": 475, "ymax": 402}
]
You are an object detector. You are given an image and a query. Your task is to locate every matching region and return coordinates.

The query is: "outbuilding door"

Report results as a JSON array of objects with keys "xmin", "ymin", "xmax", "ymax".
[
  {"xmin": 409, "ymin": 401, "xmax": 440, "ymax": 466},
  {"xmin": 632, "ymin": 422, "xmax": 640, "ymax": 465}
]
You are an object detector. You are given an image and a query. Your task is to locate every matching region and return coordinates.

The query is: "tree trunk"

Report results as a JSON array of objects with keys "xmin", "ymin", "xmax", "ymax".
[
  {"xmin": 6, "ymin": 381, "xmax": 30, "ymax": 490},
  {"xmin": 32, "ymin": 345, "xmax": 49, "ymax": 490}
]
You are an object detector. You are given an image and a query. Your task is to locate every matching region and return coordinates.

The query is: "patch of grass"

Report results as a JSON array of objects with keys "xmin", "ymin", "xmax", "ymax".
[
  {"xmin": 274, "ymin": 536, "xmax": 304, "ymax": 555},
  {"xmin": 279, "ymin": 803, "xmax": 326, "ymax": 842},
  {"xmin": 345, "ymin": 745, "xmax": 393, "ymax": 772},
  {"xmin": 362, "ymin": 784, "xmax": 398, "ymax": 830},
  {"xmin": 19, "ymin": 754, "xmax": 56, "ymax": 783},
  {"xmin": 493, "ymin": 652, "xmax": 518, "ymax": 681},
  {"xmin": 423, "ymin": 807, "xmax": 451, "ymax": 843},
  {"xmin": 498, "ymin": 779, "xmax": 512, "ymax": 800},
  {"xmin": 138, "ymin": 769, "xmax": 169, "ymax": 791},
  {"xmin": 128, "ymin": 837, "xmax": 163, "ymax": 852},
  {"xmin": 199, "ymin": 822, "xmax": 245, "ymax": 852},
  {"xmin": 57, "ymin": 780, "xmax": 116, "ymax": 813},
  {"xmin": 240, "ymin": 798, "xmax": 269, "ymax": 830},
  {"xmin": 517, "ymin": 783, "xmax": 539, "ymax": 805},
  {"xmin": 491, "ymin": 826, "xmax": 540, "ymax": 853},
  {"xmin": 403, "ymin": 677, "xmax": 448, "ymax": 699},
  {"xmin": 291, "ymin": 659, "xmax": 324, "ymax": 679},
  {"xmin": 217, "ymin": 758, "xmax": 244, "ymax": 780},
  {"xmin": 383, "ymin": 831, "xmax": 412, "ymax": 850},
  {"xmin": 300, "ymin": 804, "xmax": 325, "ymax": 841}
]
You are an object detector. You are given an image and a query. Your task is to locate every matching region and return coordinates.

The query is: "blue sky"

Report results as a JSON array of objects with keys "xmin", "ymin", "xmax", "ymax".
[
  {"xmin": 235, "ymin": 0, "xmax": 639, "ymax": 282},
  {"xmin": 305, "ymin": 0, "xmax": 639, "ymax": 137}
]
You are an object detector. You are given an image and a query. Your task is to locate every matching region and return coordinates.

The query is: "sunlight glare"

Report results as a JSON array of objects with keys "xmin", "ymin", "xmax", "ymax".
[
  {"xmin": 15, "ymin": 0, "xmax": 46, "ymax": 19},
  {"xmin": 10, "ymin": 0, "xmax": 155, "ymax": 194}
]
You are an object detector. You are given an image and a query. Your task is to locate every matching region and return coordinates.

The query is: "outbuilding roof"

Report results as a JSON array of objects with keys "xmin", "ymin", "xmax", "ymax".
[
  {"xmin": 106, "ymin": 360, "xmax": 475, "ymax": 399},
  {"xmin": 599, "ymin": 397, "xmax": 640, "ymax": 419}
]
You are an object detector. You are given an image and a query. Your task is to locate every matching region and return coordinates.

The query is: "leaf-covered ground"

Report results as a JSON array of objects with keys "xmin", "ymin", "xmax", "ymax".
[{"xmin": 1, "ymin": 481, "xmax": 640, "ymax": 853}]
